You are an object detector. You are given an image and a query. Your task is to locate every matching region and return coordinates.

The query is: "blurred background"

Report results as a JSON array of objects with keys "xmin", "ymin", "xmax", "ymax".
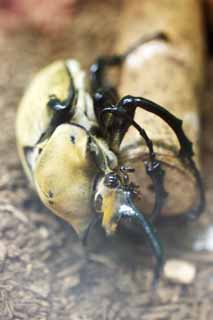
[{"xmin": 0, "ymin": 1, "xmax": 213, "ymax": 319}]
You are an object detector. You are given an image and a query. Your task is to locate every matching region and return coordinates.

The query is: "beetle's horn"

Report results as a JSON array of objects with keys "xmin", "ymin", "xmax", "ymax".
[
  {"xmin": 115, "ymin": 193, "xmax": 164, "ymax": 286},
  {"xmin": 93, "ymin": 173, "xmax": 164, "ymax": 285}
]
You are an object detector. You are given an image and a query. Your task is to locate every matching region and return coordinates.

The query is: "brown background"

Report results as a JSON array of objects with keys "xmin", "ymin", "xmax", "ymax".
[{"xmin": 0, "ymin": 1, "xmax": 213, "ymax": 319}]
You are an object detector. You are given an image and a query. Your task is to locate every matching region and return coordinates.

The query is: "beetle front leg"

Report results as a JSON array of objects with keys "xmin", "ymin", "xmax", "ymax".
[
  {"xmin": 117, "ymin": 95, "xmax": 205, "ymax": 220},
  {"xmin": 129, "ymin": 117, "xmax": 168, "ymax": 222},
  {"xmin": 117, "ymin": 95, "xmax": 193, "ymax": 158},
  {"xmin": 100, "ymin": 106, "xmax": 167, "ymax": 222}
]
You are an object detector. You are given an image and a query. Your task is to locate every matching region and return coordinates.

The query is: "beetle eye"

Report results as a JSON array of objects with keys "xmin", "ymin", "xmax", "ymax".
[{"xmin": 104, "ymin": 172, "xmax": 120, "ymax": 189}]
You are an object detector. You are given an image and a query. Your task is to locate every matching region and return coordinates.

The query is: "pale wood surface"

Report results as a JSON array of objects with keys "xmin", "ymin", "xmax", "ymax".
[
  {"xmin": 117, "ymin": 0, "xmax": 205, "ymax": 215},
  {"xmin": 0, "ymin": 1, "xmax": 212, "ymax": 319}
]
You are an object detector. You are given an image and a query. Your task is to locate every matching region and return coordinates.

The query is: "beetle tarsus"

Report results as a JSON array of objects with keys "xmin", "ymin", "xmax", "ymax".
[{"xmin": 145, "ymin": 160, "xmax": 168, "ymax": 222}]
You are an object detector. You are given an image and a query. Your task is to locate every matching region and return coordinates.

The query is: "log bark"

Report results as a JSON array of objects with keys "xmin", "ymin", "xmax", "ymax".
[{"xmin": 116, "ymin": 0, "xmax": 205, "ymax": 215}]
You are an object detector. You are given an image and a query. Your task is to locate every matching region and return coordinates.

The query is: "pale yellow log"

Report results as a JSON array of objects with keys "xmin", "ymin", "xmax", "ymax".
[{"xmin": 117, "ymin": 0, "xmax": 205, "ymax": 215}]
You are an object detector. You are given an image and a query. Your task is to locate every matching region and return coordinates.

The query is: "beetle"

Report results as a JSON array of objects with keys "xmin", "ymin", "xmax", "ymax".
[{"xmin": 16, "ymin": 32, "xmax": 205, "ymax": 284}]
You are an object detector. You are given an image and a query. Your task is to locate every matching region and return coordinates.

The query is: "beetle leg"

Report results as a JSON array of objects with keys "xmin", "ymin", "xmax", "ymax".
[
  {"xmin": 125, "ymin": 116, "xmax": 168, "ymax": 222},
  {"xmin": 100, "ymin": 107, "xmax": 167, "ymax": 222},
  {"xmin": 117, "ymin": 95, "xmax": 194, "ymax": 158},
  {"xmin": 91, "ymin": 32, "xmax": 168, "ymax": 146},
  {"xmin": 116, "ymin": 95, "xmax": 205, "ymax": 220},
  {"xmin": 145, "ymin": 160, "xmax": 167, "ymax": 223}
]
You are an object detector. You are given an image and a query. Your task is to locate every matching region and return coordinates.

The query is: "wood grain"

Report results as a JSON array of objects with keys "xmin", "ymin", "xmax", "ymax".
[{"xmin": 117, "ymin": 0, "xmax": 205, "ymax": 215}]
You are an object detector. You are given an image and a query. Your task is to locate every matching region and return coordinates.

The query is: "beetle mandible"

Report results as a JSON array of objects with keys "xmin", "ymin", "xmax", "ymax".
[{"xmin": 16, "ymin": 32, "xmax": 205, "ymax": 284}]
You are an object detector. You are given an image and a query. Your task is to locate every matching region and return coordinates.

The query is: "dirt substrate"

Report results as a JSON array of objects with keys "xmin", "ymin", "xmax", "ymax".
[{"xmin": 0, "ymin": 2, "xmax": 213, "ymax": 319}]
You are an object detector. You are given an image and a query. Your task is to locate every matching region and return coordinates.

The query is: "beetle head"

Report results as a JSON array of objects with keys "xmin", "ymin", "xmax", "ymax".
[{"xmin": 94, "ymin": 167, "xmax": 140, "ymax": 235}]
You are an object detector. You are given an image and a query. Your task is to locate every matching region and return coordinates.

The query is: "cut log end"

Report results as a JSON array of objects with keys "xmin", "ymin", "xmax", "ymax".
[{"xmin": 124, "ymin": 154, "xmax": 198, "ymax": 216}]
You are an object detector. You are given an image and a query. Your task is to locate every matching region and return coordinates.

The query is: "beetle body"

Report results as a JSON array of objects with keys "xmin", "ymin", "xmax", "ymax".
[
  {"xmin": 16, "ymin": 60, "xmax": 119, "ymax": 236},
  {"xmin": 17, "ymin": 33, "xmax": 204, "ymax": 283}
]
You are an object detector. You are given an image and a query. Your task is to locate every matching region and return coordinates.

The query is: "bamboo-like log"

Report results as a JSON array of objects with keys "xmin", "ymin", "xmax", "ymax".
[{"xmin": 117, "ymin": 0, "xmax": 205, "ymax": 215}]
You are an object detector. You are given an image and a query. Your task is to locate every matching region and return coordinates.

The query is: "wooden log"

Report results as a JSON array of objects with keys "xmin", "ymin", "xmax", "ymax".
[
  {"xmin": 116, "ymin": 0, "xmax": 205, "ymax": 216},
  {"xmin": 0, "ymin": 1, "xmax": 211, "ymax": 319}
]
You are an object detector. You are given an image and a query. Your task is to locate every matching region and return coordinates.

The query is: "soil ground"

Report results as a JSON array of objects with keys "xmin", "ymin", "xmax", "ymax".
[{"xmin": 0, "ymin": 2, "xmax": 213, "ymax": 319}]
